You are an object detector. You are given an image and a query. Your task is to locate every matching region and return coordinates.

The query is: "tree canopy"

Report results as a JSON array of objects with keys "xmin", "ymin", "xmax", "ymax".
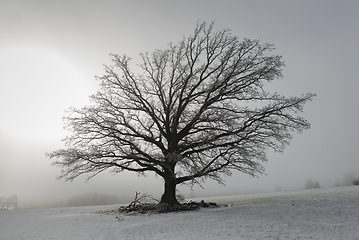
[{"xmin": 48, "ymin": 22, "xmax": 315, "ymax": 207}]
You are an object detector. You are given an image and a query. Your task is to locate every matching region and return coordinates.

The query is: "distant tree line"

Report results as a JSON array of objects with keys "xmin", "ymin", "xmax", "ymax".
[
  {"xmin": 0, "ymin": 195, "xmax": 18, "ymax": 210},
  {"xmin": 66, "ymin": 193, "xmax": 124, "ymax": 207},
  {"xmin": 304, "ymin": 179, "xmax": 320, "ymax": 189},
  {"xmin": 335, "ymin": 172, "xmax": 359, "ymax": 187}
]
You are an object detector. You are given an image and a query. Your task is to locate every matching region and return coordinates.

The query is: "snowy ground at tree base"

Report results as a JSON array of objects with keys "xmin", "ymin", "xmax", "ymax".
[{"xmin": 1, "ymin": 186, "xmax": 359, "ymax": 240}]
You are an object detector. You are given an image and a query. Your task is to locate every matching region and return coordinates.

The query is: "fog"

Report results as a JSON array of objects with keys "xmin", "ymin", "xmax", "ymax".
[{"xmin": 1, "ymin": 0, "xmax": 359, "ymax": 208}]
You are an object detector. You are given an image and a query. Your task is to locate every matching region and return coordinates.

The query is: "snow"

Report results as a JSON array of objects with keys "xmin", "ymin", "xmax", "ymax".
[{"xmin": 1, "ymin": 186, "xmax": 358, "ymax": 240}]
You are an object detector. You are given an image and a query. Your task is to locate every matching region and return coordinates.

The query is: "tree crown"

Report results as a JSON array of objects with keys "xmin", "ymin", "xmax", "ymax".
[{"xmin": 48, "ymin": 22, "xmax": 315, "ymax": 188}]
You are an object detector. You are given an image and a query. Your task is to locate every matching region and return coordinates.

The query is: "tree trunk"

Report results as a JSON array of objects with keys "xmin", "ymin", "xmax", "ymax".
[{"xmin": 160, "ymin": 167, "xmax": 179, "ymax": 206}]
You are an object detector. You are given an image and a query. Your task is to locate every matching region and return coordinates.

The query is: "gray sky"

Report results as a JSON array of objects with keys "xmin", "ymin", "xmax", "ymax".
[{"xmin": 1, "ymin": 0, "xmax": 358, "ymax": 206}]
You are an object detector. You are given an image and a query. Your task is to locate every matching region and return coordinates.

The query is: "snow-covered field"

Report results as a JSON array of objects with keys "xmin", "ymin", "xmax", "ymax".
[{"xmin": 1, "ymin": 186, "xmax": 358, "ymax": 240}]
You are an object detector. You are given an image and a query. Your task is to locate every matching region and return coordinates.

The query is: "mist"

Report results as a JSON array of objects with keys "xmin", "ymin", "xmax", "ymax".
[{"xmin": 1, "ymin": 0, "xmax": 359, "ymax": 208}]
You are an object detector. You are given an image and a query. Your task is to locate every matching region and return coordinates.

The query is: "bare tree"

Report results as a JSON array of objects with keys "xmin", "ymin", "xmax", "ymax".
[
  {"xmin": 4, "ymin": 195, "xmax": 18, "ymax": 210},
  {"xmin": 48, "ymin": 22, "xmax": 315, "ymax": 207},
  {"xmin": 0, "ymin": 197, "xmax": 4, "ymax": 209}
]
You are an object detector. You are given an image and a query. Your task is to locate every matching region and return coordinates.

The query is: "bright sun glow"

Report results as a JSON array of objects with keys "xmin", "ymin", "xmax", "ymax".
[{"xmin": 0, "ymin": 46, "xmax": 93, "ymax": 144}]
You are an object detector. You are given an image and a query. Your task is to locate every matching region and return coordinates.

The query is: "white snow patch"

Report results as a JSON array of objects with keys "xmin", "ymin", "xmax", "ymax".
[{"xmin": 1, "ymin": 186, "xmax": 358, "ymax": 239}]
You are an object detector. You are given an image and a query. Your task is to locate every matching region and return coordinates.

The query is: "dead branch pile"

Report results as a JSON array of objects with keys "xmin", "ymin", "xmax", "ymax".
[{"xmin": 117, "ymin": 192, "xmax": 219, "ymax": 214}]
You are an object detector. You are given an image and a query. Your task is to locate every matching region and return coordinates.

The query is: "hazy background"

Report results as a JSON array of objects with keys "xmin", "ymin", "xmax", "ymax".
[{"xmin": 1, "ymin": 0, "xmax": 358, "ymax": 207}]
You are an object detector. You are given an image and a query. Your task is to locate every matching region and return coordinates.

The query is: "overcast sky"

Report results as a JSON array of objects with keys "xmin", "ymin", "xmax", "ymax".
[{"xmin": 1, "ymin": 0, "xmax": 358, "ymax": 206}]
